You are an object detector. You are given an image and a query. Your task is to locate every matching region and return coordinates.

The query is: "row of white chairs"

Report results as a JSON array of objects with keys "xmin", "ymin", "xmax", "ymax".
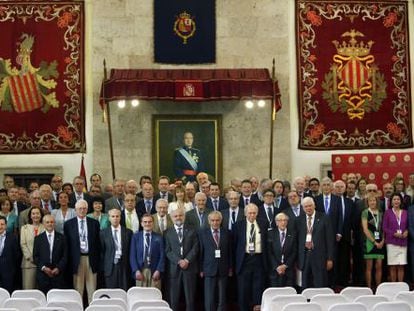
[
  {"xmin": 281, "ymin": 301, "xmax": 412, "ymax": 311},
  {"xmin": 0, "ymin": 287, "xmax": 170, "ymax": 311}
]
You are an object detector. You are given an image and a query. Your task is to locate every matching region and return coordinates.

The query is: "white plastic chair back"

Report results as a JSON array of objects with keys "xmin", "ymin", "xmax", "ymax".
[
  {"xmin": 3, "ymin": 298, "xmax": 41, "ymax": 310},
  {"xmin": 354, "ymin": 295, "xmax": 389, "ymax": 311},
  {"xmin": 0, "ymin": 288, "xmax": 10, "ymax": 307},
  {"xmin": 130, "ymin": 300, "xmax": 169, "ymax": 311},
  {"xmin": 328, "ymin": 302, "xmax": 368, "ymax": 311},
  {"xmin": 90, "ymin": 298, "xmax": 127, "ymax": 311},
  {"xmin": 33, "ymin": 308, "xmax": 69, "ymax": 311},
  {"xmin": 303, "ymin": 288, "xmax": 335, "ymax": 300},
  {"xmin": 46, "ymin": 300, "xmax": 83, "ymax": 311},
  {"xmin": 47, "ymin": 289, "xmax": 83, "ymax": 307},
  {"xmin": 135, "ymin": 307, "xmax": 171, "ymax": 311},
  {"xmin": 86, "ymin": 306, "xmax": 124, "ymax": 311},
  {"xmin": 394, "ymin": 291, "xmax": 414, "ymax": 306},
  {"xmin": 282, "ymin": 302, "xmax": 323, "ymax": 311},
  {"xmin": 12, "ymin": 289, "xmax": 46, "ymax": 306},
  {"xmin": 262, "ymin": 287, "xmax": 297, "ymax": 311},
  {"xmin": 340, "ymin": 287, "xmax": 373, "ymax": 301},
  {"xmin": 92, "ymin": 289, "xmax": 127, "ymax": 302},
  {"xmin": 0, "ymin": 308, "xmax": 19, "ymax": 311},
  {"xmin": 372, "ymin": 301, "xmax": 411, "ymax": 311},
  {"xmin": 375, "ymin": 282, "xmax": 409, "ymax": 300},
  {"xmin": 311, "ymin": 294, "xmax": 348, "ymax": 311},
  {"xmin": 269, "ymin": 294, "xmax": 307, "ymax": 311},
  {"xmin": 127, "ymin": 287, "xmax": 162, "ymax": 308}
]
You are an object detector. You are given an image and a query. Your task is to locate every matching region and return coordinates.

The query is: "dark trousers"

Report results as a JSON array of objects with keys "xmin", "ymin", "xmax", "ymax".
[
  {"xmin": 104, "ymin": 262, "xmax": 131, "ymax": 291},
  {"xmin": 237, "ymin": 254, "xmax": 264, "ymax": 311},
  {"xmin": 302, "ymin": 250, "xmax": 328, "ymax": 289},
  {"xmin": 269, "ymin": 268, "xmax": 294, "ymax": 287},
  {"xmin": 169, "ymin": 270, "xmax": 196, "ymax": 311},
  {"xmin": 204, "ymin": 275, "xmax": 227, "ymax": 311},
  {"xmin": 336, "ymin": 239, "xmax": 351, "ymax": 286}
]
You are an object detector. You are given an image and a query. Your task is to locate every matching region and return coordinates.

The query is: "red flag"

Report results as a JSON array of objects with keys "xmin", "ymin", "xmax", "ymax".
[{"xmin": 80, "ymin": 154, "xmax": 87, "ymax": 191}]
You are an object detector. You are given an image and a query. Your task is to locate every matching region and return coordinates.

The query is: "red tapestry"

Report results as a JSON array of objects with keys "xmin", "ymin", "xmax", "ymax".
[
  {"xmin": 296, "ymin": 0, "xmax": 412, "ymax": 149},
  {"xmin": 332, "ymin": 152, "xmax": 414, "ymax": 188},
  {"xmin": 0, "ymin": 0, "xmax": 84, "ymax": 153}
]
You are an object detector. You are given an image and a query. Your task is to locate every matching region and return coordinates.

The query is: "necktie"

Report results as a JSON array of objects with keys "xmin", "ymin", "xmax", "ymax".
[
  {"xmin": 267, "ymin": 206, "xmax": 273, "ymax": 221},
  {"xmin": 213, "ymin": 229, "xmax": 219, "ymax": 247},
  {"xmin": 126, "ymin": 212, "xmax": 132, "ymax": 230},
  {"xmin": 177, "ymin": 227, "xmax": 183, "ymax": 240},
  {"xmin": 213, "ymin": 199, "xmax": 218, "ymax": 211},
  {"xmin": 118, "ymin": 198, "xmax": 123, "ymax": 209},
  {"xmin": 0, "ymin": 235, "xmax": 5, "ymax": 256},
  {"xmin": 231, "ymin": 211, "xmax": 236, "ymax": 225},
  {"xmin": 113, "ymin": 229, "xmax": 120, "ymax": 263},
  {"xmin": 245, "ymin": 198, "xmax": 249, "ymax": 206},
  {"xmin": 249, "ymin": 223, "xmax": 255, "ymax": 253},
  {"xmin": 44, "ymin": 202, "xmax": 49, "ymax": 212},
  {"xmin": 295, "ymin": 207, "xmax": 300, "ymax": 217},
  {"xmin": 199, "ymin": 212, "xmax": 204, "ymax": 226},
  {"xmin": 80, "ymin": 219, "xmax": 85, "ymax": 240},
  {"xmin": 48, "ymin": 234, "xmax": 53, "ymax": 262},
  {"xmin": 76, "ymin": 194, "xmax": 82, "ymax": 201},
  {"xmin": 276, "ymin": 197, "xmax": 280, "ymax": 209},
  {"xmin": 144, "ymin": 233, "xmax": 150, "ymax": 264},
  {"xmin": 324, "ymin": 196, "xmax": 329, "ymax": 214},
  {"xmin": 145, "ymin": 201, "xmax": 151, "ymax": 213},
  {"xmin": 306, "ymin": 216, "xmax": 313, "ymax": 249},
  {"xmin": 160, "ymin": 217, "xmax": 165, "ymax": 232},
  {"xmin": 280, "ymin": 231, "xmax": 285, "ymax": 247}
]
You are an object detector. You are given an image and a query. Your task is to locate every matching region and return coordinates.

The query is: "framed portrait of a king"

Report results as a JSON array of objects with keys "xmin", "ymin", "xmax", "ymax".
[{"xmin": 152, "ymin": 114, "xmax": 222, "ymax": 185}]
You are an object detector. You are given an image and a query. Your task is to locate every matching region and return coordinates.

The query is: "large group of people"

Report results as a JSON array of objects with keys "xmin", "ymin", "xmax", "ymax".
[{"xmin": 0, "ymin": 172, "xmax": 414, "ymax": 311}]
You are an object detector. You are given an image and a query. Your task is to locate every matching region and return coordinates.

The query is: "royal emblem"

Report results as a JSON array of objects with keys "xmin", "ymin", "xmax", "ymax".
[
  {"xmin": 322, "ymin": 29, "xmax": 387, "ymax": 120},
  {"xmin": 183, "ymin": 83, "xmax": 195, "ymax": 97},
  {"xmin": 174, "ymin": 11, "xmax": 196, "ymax": 44},
  {"xmin": 0, "ymin": 33, "xmax": 59, "ymax": 113}
]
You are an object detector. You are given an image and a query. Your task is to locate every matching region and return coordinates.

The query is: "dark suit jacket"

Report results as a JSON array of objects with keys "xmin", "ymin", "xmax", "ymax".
[
  {"xmin": 41, "ymin": 200, "xmax": 57, "ymax": 212},
  {"xmin": 164, "ymin": 225, "xmax": 199, "ymax": 277},
  {"xmin": 338, "ymin": 196, "xmax": 354, "ymax": 242},
  {"xmin": 275, "ymin": 197, "xmax": 289, "ymax": 211},
  {"xmin": 105, "ymin": 196, "xmax": 124, "ymax": 212},
  {"xmin": 198, "ymin": 227, "xmax": 232, "ymax": 277},
  {"xmin": 69, "ymin": 192, "xmax": 93, "ymax": 212},
  {"xmin": 0, "ymin": 232, "xmax": 20, "ymax": 292},
  {"xmin": 100, "ymin": 226, "xmax": 132, "ymax": 277},
  {"xmin": 207, "ymin": 197, "xmax": 229, "ymax": 211},
  {"xmin": 137, "ymin": 198, "xmax": 156, "ymax": 218},
  {"xmin": 284, "ymin": 205, "xmax": 304, "ymax": 232},
  {"xmin": 154, "ymin": 192, "xmax": 174, "ymax": 203},
  {"xmin": 33, "ymin": 231, "xmax": 67, "ymax": 285},
  {"xmin": 232, "ymin": 219, "xmax": 267, "ymax": 274},
  {"xmin": 130, "ymin": 231, "xmax": 164, "ymax": 277},
  {"xmin": 239, "ymin": 195, "xmax": 262, "ymax": 209},
  {"xmin": 221, "ymin": 208, "xmax": 244, "ymax": 231},
  {"xmin": 267, "ymin": 228, "xmax": 297, "ymax": 273},
  {"xmin": 185, "ymin": 208, "xmax": 213, "ymax": 230},
  {"xmin": 296, "ymin": 211, "xmax": 334, "ymax": 270},
  {"xmin": 315, "ymin": 194, "xmax": 341, "ymax": 236},
  {"xmin": 258, "ymin": 203, "xmax": 285, "ymax": 230},
  {"xmin": 63, "ymin": 217, "xmax": 101, "ymax": 274}
]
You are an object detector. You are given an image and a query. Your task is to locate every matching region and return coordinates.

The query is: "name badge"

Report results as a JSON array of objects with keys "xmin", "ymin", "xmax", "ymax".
[
  {"xmin": 397, "ymin": 229, "xmax": 402, "ymax": 234},
  {"xmin": 80, "ymin": 241, "xmax": 87, "ymax": 251},
  {"xmin": 115, "ymin": 250, "xmax": 122, "ymax": 258},
  {"xmin": 281, "ymin": 254, "xmax": 284, "ymax": 263},
  {"xmin": 374, "ymin": 231, "xmax": 380, "ymax": 240},
  {"xmin": 306, "ymin": 233, "xmax": 312, "ymax": 242},
  {"xmin": 180, "ymin": 246, "xmax": 183, "ymax": 257},
  {"xmin": 268, "ymin": 227, "xmax": 273, "ymax": 231},
  {"xmin": 248, "ymin": 242, "xmax": 255, "ymax": 252},
  {"xmin": 215, "ymin": 250, "xmax": 221, "ymax": 258},
  {"xmin": 146, "ymin": 256, "xmax": 151, "ymax": 264}
]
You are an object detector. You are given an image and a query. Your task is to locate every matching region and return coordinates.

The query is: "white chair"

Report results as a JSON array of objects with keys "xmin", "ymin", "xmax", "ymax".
[
  {"xmin": 33, "ymin": 308, "xmax": 69, "ymax": 311},
  {"xmin": 340, "ymin": 287, "xmax": 373, "ymax": 301},
  {"xmin": 261, "ymin": 287, "xmax": 297, "ymax": 311},
  {"xmin": 303, "ymin": 288, "xmax": 335, "ymax": 300},
  {"xmin": 86, "ymin": 306, "xmax": 124, "ymax": 311},
  {"xmin": 394, "ymin": 291, "xmax": 414, "ymax": 306},
  {"xmin": 375, "ymin": 282, "xmax": 409, "ymax": 300},
  {"xmin": 372, "ymin": 301, "xmax": 411, "ymax": 311},
  {"xmin": 282, "ymin": 302, "xmax": 323, "ymax": 311},
  {"xmin": 328, "ymin": 302, "xmax": 368, "ymax": 311},
  {"xmin": 0, "ymin": 288, "xmax": 10, "ymax": 307},
  {"xmin": 90, "ymin": 298, "xmax": 127, "ymax": 311},
  {"xmin": 12, "ymin": 289, "xmax": 46, "ymax": 306},
  {"xmin": 311, "ymin": 294, "xmax": 348, "ymax": 311},
  {"xmin": 269, "ymin": 294, "xmax": 307, "ymax": 311},
  {"xmin": 47, "ymin": 289, "xmax": 83, "ymax": 307},
  {"xmin": 46, "ymin": 301, "xmax": 83, "ymax": 311},
  {"xmin": 0, "ymin": 309, "xmax": 19, "ymax": 311},
  {"xmin": 3, "ymin": 298, "xmax": 42, "ymax": 310},
  {"xmin": 354, "ymin": 295, "xmax": 389, "ymax": 311},
  {"xmin": 127, "ymin": 287, "xmax": 162, "ymax": 310},
  {"xmin": 130, "ymin": 300, "xmax": 169, "ymax": 311},
  {"xmin": 135, "ymin": 308, "xmax": 171, "ymax": 311},
  {"xmin": 92, "ymin": 289, "xmax": 127, "ymax": 301}
]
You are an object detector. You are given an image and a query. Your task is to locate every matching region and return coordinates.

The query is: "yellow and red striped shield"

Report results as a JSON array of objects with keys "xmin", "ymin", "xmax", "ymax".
[
  {"xmin": 7, "ymin": 73, "xmax": 43, "ymax": 113},
  {"xmin": 338, "ymin": 59, "xmax": 369, "ymax": 94}
]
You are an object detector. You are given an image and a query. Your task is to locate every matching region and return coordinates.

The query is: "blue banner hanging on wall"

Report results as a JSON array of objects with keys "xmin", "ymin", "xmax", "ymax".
[{"xmin": 154, "ymin": 0, "xmax": 216, "ymax": 64}]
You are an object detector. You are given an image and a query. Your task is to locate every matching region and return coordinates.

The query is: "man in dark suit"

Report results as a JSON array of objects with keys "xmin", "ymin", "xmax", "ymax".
[
  {"xmin": 199, "ymin": 211, "xmax": 232, "ymax": 311},
  {"xmin": 185, "ymin": 192, "xmax": 212, "ymax": 229},
  {"xmin": 120, "ymin": 193, "xmax": 140, "ymax": 233},
  {"xmin": 258, "ymin": 189, "xmax": 283, "ymax": 231},
  {"xmin": 206, "ymin": 183, "xmax": 229, "ymax": 211},
  {"xmin": 266, "ymin": 212, "xmax": 297, "ymax": 287},
  {"xmin": 284, "ymin": 190, "xmax": 305, "ymax": 232},
  {"xmin": 50, "ymin": 175, "xmax": 63, "ymax": 202},
  {"xmin": 165, "ymin": 207, "xmax": 199, "ymax": 311},
  {"xmin": 272, "ymin": 180, "xmax": 290, "ymax": 211},
  {"xmin": 7, "ymin": 186, "xmax": 28, "ymax": 216},
  {"xmin": 0, "ymin": 216, "xmax": 20, "ymax": 293},
  {"xmin": 239, "ymin": 180, "xmax": 261, "ymax": 209},
  {"xmin": 130, "ymin": 214, "xmax": 165, "ymax": 289},
  {"xmin": 233, "ymin": 203, "xmax": 267, "ymax": 311},
  {"xmin": 39, "ymin": 184, "xmax": 57, "ymax": 213},
  {"xmin": 154, "ymin": 176, "xmax": 174, "ymax": 203},
  {"xmin": 380, "ymin": 182, "xmax": 394, "ymax": 212},
  {"xmin": 69, "ymin": 176, "xmax": 93, "ymax": 212},
  {"xmin": 297, "ymin": 197, "xmax": 334, "ymax": 289},
  {"xmin": 64, "ymin": 199, "xmax": 101, "ymax": 303},
  {"xmin": 222, "ymin": 191, "xmax": 244, "ymax": 231},
  {"xmin": 33, "ymin": 214, "xmax": 68, "ymax": 294},
  {"xmin": 104, "ymin": 179, "xmax": 126, "ymax": 212},
  {"xmin": 137, "ymin": 183, "xmax": 157, "ymax": 218},
  {"xmin": 100, "ymin": 208, "xmax": 133, "ymax": 290}
]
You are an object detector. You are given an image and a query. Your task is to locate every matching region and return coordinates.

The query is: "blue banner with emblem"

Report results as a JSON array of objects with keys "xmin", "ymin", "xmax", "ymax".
[{"xmin": 154, "ymin": 0, "xmax": 216, "ymax": 64}]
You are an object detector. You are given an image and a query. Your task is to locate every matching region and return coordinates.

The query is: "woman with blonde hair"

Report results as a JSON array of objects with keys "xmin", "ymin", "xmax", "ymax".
[{"xmin": 168, "ymin": 185, "xmax": 192, "ymax": 213}]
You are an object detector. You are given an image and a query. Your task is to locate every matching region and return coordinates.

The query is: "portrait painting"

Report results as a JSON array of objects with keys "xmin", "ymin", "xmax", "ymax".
[{"xmin": 152, "ymin": 114, "xmax": 222, "ymax": 185}]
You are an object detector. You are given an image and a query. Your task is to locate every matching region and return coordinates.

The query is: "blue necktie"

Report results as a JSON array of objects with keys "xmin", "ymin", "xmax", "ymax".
[{"xmin": 324, "ymin": 196, "xmax": 329, "ymax": 214}]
